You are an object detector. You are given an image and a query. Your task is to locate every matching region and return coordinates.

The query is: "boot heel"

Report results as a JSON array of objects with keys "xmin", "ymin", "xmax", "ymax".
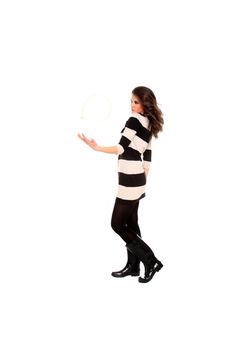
[
  {"xmin": 138, "ymin": 262, "xmax": 163, "ymax": 283},
  {"xmin": 155, "ymin": 262, "xmax": 163, "ymax": 272}
]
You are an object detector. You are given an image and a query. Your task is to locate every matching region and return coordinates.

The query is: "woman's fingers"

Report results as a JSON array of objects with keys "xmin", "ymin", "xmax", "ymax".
[
  {"xmin": 77, "ymin": 133, "xmax": 84, "ymax": 140},
  {"xmin": 77, "ymin": 133, "xmax": 87, "ymax": 141},
  {"xmin": 77, "ymin": 133, "xmax": 96, "ymax": 148}
]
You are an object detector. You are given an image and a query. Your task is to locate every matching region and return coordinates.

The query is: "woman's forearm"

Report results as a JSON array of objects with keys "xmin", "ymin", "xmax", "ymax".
[{"xmin": 96, "ymin": 145, "xmax": 118, "ymax": 154}]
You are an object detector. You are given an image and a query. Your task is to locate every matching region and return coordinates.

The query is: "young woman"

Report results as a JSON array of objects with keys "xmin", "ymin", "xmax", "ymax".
[{"xmin": 78, "ymin": 86, "xmax": 164, "ymax": 283}]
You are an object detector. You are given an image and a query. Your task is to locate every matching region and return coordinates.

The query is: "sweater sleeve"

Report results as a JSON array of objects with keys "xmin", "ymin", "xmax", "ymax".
[
  {"xmin": 116, "ymin": 117, "xmax": 141, "ymax": 155},
  {"xmin": 142, "ymin": 138, "xmax": 152, "ymax": 169}
]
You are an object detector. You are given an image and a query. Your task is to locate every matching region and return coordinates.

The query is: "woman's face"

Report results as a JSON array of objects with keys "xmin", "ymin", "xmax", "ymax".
[{"xmin": 131, "ymin": 94, "xmax": 144, "ymax": 114}]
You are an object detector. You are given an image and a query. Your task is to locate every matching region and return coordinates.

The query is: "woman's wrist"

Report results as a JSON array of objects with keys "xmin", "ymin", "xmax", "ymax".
[{"xmin": 95, "ymin": 145, "xmax": 101, "ymax": 152}]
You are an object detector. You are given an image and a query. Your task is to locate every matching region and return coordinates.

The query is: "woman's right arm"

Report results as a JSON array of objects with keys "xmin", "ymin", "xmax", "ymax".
[
  {"xmin": 78, "ymin": 115, "xmax": 140, "ymax": 155},
  {"xmin": 78, "ymin": 133, "xmax": 118, "ymax": 154}
]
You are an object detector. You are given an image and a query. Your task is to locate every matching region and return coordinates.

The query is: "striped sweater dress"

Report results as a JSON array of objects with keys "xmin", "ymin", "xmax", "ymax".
[{"xmin": 116, "ymin": 112, "xmax": 152, "ymax": 201}]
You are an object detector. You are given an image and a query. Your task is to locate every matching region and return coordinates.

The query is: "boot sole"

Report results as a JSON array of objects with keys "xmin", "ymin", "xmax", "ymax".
[{"xmin": 111, "ymin": 272, "xmax": 140, "ymax": 278}]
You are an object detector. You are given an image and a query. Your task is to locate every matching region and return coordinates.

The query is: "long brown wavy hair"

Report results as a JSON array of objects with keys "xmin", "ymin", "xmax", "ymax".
[{"xmin": 132, "ymin": 86, "xmax": 164, "ymax": 138}]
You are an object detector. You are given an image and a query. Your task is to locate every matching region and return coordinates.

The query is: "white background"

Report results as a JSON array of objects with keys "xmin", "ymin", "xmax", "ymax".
[{"xmin": 0, "ymin": 0, "xmax": 232, "ymax": 349}]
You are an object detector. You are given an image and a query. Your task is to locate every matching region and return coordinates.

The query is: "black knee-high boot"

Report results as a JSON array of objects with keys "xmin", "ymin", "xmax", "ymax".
[
  {"xmin": 111, "ymin": 249, "xmax": 140, "ymax": 277},
  {"xmin": 126, "ymin": 236, "xmax": 163, "ymax": 283}
]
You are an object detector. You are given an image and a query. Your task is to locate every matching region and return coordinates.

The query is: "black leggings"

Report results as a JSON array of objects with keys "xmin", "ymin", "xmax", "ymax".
[{"xmin": 111, "ymin": 198, "xmax": 141, "ymax": 244}]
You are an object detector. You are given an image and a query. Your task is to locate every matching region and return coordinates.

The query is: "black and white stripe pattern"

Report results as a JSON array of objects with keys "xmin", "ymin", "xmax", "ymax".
[{"xmin": 116, "ymin": 113, "xmax": 152, "ymax": 201}]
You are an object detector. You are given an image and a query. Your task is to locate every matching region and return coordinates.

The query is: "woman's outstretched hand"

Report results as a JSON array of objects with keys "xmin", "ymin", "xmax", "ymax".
[
  {"xmin": 77, "ymin": 133, "xmax": 99, "ymax": 151},
  {"xmin": 78, "ymin": 133, "xmax": 118, "ymax": 154}
]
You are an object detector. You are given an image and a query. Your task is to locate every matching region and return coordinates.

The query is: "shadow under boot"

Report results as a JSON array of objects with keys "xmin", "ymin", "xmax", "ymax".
[
  {"xmin": 111, "ymin": 249, "xmax": 140, "ymax": 277},
  {"xmin": 126, "ymin": 236, "xmax": 163, "ymax": 283}
]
